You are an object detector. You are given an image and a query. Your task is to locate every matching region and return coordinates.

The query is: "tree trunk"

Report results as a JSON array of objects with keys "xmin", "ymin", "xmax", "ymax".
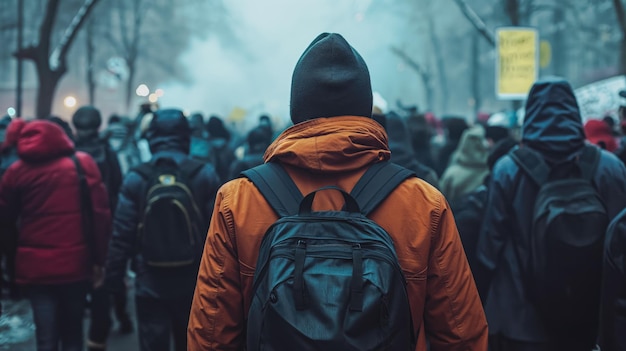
[
  {"xmin": 86, "ymin": 19, "xmax": 96, "ymax": 105},
  {"xmin": 125, "ymin": 58, "xmax": 136, "ymax": 111},
  {"xmin": 426, "ymin": 14, "xmax": 448, "ymax": 114},
  {"xmin": 552, "ymin": 5, "xmax": 566, "ymax": 77},
  {"xmin": 613, "ymin": 0, "xmax": 626, "ymax": 74},
  {"xmin": 470, "ymin": 33, "xmax": 481, "ymax": 116},
  {"xmin": 505, "ymin": 0, "xmax": 521, "ymax": 26},
  {"xmin": 35, "ymin": 64, "xmax": 63, "ymax": 118}
]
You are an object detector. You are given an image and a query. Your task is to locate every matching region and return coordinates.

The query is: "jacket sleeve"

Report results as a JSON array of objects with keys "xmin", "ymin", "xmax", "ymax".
[
  {"xmin": 78, "ymin": 152, "xmax": 112, "ymax": 267},
  {"xmin": 188, "ymin": 188, "xmax": 245, "ymax": 351},
  {"xmin": 475, "ymin": 158, "xmax": 514, "ymax": 296},
  {"xmin": 424, "ymin": 194, "xmax": 488, "ymax": 351},
  {"xmin": 105, "ymin": 172, "xmax": 142, "ymax": 293}
]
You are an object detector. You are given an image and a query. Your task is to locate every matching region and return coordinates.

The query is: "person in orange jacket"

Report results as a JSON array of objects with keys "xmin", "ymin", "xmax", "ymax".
[{"xmin": 187, "ymin": 32, "xmax": 488, "ymax": 351}]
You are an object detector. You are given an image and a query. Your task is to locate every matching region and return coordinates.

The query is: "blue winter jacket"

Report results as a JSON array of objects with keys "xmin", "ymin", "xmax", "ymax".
[
  {"xmin": 477, "ymin": 78, "xmax": 626, "ymax": 343},
  {"xmin": 105, "ymin": 112, "xmax": 221, "ymax": 299}
]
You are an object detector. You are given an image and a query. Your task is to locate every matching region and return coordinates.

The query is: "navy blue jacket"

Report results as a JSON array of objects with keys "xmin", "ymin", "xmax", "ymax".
[
  {"xmin": 105, "ymin": 114, "xmax": 221, "ymax": 299},
  {"xmin": 477, "ymin": 78, "xmax": 626, "ymax": 343}
]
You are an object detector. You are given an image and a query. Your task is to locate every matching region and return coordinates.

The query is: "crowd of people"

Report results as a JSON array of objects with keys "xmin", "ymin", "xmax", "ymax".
[{"xmin": 1, "ymin": 32, "xmax": 626, "ymax": 351}]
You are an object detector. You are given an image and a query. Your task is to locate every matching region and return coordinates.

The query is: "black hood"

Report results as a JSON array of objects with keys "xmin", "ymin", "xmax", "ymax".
[
  {"xmin": 522, "ymin": 77, "xmax": 585, "ymax": 160},
  {"xmin": 146, "ymin": 109, "xmax": 191, "ymax": 154}
]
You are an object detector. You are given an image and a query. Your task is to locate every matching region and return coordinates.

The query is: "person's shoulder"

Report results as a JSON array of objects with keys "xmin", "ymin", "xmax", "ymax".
[{"xmin": 394, "ymin": 175, "xmax": 447, "ymax": 211}]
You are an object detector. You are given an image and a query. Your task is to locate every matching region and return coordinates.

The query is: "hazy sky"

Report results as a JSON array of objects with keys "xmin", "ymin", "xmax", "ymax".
[{"xmin": 159, "ymin": 0, "xmax": 424, "ymax": 129}]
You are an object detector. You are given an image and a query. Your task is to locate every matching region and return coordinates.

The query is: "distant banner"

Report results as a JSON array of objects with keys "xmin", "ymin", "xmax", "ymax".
[
  {"xmin": 496, "ymin": 27, "xmax": 539, "ymax": 100},
  {"xmin": 574, "ymin": 75, "xmax": 626, "ymax": 121}
]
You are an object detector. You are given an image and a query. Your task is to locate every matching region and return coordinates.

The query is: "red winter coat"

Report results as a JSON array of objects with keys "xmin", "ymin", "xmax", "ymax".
[{"xmin": 0, "ymin": 120, "xmax": 111, "ymax": 285}]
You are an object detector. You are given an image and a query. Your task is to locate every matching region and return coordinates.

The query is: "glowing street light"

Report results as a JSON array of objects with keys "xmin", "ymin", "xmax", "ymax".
[
  {"xmin": 7, "ymin": 107, "xmax": 16, "ymax": 117},
  {"xmin": 64, "ymin": 96, "xmax": 77, "ymax": 108},
  {"xmin": 155, "ymin": 88, "xmax": 164, "ymax": 97},
  {"xmin": 136, "ymin": 84, "xmax": 150, "ymax": 97},
  {"xmin": 148, "ymin": 93, "xmax": 158, "ymax": 103}
]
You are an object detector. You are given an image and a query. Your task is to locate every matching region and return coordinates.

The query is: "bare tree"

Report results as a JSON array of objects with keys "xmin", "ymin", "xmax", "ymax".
[
  {"xmin": 614, "ymin": 0, "xmax": 626, "ymax": 73},
  {"xmin": 391, "ymin": 47, "xmax": 435, "ymax": 111},
  {"xmin": 13, "ymin": 0, "xmax": 101, "ymax": 118}
]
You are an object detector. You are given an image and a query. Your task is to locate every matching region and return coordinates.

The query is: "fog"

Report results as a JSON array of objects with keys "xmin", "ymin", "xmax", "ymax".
[{"xmin": 159, "ymin": 0, "xmax": 428, "ymax": 129}]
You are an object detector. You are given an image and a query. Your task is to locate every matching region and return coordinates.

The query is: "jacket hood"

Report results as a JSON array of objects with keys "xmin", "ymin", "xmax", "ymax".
[
  {"xmin": 522, "ymin": 77, "xmax": 585, "ymax": 159},
  {"xmin": 18, "ymin": 120, "xmax": 74, "ymax": 162},
  {"xmin": 264, "ymin": 116, "xmax": 389, "ymax": 173},
  {"xmin": 3, "ymin": 118, "xmax": 26, "ymax": 149},
  {"xmin": 146, "ymin": 109, "xmax": 191, "ymax": 154},
  {"xmin": 450, "ymin": 126, "xmax": 489, "ymax": 167}
]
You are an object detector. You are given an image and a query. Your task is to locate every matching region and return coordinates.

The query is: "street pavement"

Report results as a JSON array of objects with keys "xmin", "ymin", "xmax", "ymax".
[{"xmin": 1, "ymin": 285, "xmax": 140, "ymax": 351}]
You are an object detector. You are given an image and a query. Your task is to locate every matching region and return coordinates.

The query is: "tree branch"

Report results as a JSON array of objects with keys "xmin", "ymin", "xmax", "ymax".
[
  {"xmin": 390, "ymin": 46, "xmax": 430, "ymax": 81},
  {"xmin": 450, "ymin": 0, "xmax": 496, "ymax": 47},
  {"xmin": 13, "ymin": 45, "xmax": 38, "ymax": 61},
  {"xmin": 39, "ymin": 0, "xmax": 61, "ymax": 57},
  {"xmin": 49, "ymin": 0, "xmax": 101, "ymax": 71}
]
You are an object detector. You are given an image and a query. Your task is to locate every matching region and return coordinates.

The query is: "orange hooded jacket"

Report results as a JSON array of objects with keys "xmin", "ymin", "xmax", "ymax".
[{"xmin": 188, "ymin": 116, "xmax": 488, "ymax": 351}]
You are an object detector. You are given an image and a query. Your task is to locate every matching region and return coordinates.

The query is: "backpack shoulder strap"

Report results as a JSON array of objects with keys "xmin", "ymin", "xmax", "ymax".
[
  {"xmin": 510, "ymin": 148, "xmax": 550, "ymax": 186},
  {"xmin": 578, "ymin": 145, "xmax": 601, "ymax": 182},
  {"xmin": 350, "ymin": 162, "xmax": 416, "ymax": 216},
  {"xmin": 70, "ymin": 154, "xmax": 96, "ymax": 264},
  {"xmin": 241, "ymin": 162, "xmax": 303, "ymax": 218},
  {"xmin": 132, "ymin": 162, "xmax": 155, "ymax": 180}
]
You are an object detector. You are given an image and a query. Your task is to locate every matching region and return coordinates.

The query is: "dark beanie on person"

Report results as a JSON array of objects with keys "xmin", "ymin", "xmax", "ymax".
[
  {"xmin": 290, "ymin": 33, "xmax": 373, "ymax": 124},
  {"xmin": 72, "ymin": 106, "xmax": 102, "ymax": 130}
]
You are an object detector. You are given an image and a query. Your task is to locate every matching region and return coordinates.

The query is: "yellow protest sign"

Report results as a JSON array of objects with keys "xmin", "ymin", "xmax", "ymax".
[
  {"xmin": 496, "ymin": 27, "xmax": 539, "ymax": 100},
  {"xmin": 228, "ymin": 107, "xmax": 247, "ymax": 122}
]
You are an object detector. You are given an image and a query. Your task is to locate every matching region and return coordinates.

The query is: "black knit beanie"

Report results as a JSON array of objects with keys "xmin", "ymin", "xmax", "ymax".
[{"xmin": 290, "ymin": 33, "xmax": 373, "ymax": 124}]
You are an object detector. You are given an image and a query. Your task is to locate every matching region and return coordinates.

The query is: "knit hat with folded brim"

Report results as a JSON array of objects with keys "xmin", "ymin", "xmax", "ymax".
[{"xmin": 290, "ymin": 33, "xmax": 373, "ymax": 124}]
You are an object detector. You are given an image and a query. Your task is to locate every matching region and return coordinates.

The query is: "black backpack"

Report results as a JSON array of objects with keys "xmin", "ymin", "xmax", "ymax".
[
  {"xmin": 133, "ymin": 158, "xmax": 205, "ymax": 268},
  {"xmin": 76, "ymin": 140, "xmax": 112, "ymax": 191},
  {"xmin": 510, "ymin": 145, "xmax": 608, "ymax": 334},
  {"xmin": 242, "ymin": 162, "xmax": 416, "ymax": 351}
]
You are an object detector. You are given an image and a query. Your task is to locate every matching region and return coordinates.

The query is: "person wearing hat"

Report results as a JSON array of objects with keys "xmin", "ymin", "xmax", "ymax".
[
  {"xmin": 105, "ymin": 109, "xmax": 221, "ymax": 351},
  {"xmin": 188, "ymin": 32, "xmax": 487, "ymax": 351},
  {"xmin": 71, "ymin": 106, "xmax": 131, "ymax": 349}
]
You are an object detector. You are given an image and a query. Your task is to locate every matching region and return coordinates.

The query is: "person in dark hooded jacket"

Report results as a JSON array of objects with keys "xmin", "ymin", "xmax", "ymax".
[
  {"xmin": 383, "ymin": 111, "xmax": 439, "ymax": 187},
  {"xmin": 227, "ymin": 125, "xmax": 272, "ymax": 180},
  {"xmin": 104, "ymin": 109, "xmax": 220, "ymax": 351},
  {"xmin": 72, "ymin": 106, "xmax": 130, "ymax": 350},
  {"xmin": 478, "ymin": 77, "xmax": 626, "ymax": 351},
  {"xmin": 204, "ymin": 115, "xmax": 237, "ymax": 184}
]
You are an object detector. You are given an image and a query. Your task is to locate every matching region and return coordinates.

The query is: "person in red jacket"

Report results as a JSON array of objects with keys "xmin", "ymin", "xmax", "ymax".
[{"xmin": 0, "ymin": 120, "xmax": 111, "ymax": 351}]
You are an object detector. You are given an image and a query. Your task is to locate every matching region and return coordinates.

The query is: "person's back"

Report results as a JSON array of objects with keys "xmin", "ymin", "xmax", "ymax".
[
  {"xmin": 205, "ymin": 116, "xmax": 236, "ymax": 184},
  {"xmin": 73, "ymin": 106, "xmax": 123, "ymax": 213},
  {"xmin": 478, "ymin": 77, "xmax": 626, "ymax": 351},
  {"xmin": 105, "ymin": 109, "xmax": 220, "ymax": 351},
  {"xmin": 0, "ymin": 120, "xmax": 111, "ymax": 351},
  {"xmin": 188, "ymin": 32, "xmax": 487, "ymax": 351},
  {"xmin": 228, "ymin": 125, "xmax": 272, "ymax": 180}
]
